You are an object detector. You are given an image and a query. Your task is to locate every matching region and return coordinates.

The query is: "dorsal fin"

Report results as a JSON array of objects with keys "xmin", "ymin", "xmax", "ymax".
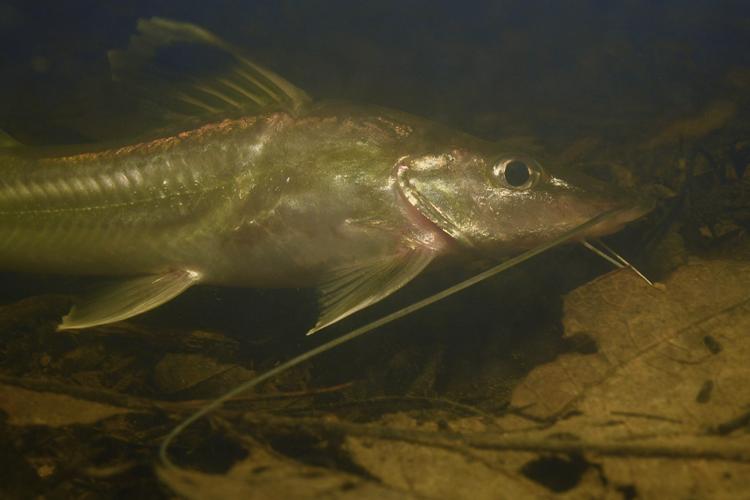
[{"xmin": 108, "ymin": 17, "xmax": 311, "ymax": 123}]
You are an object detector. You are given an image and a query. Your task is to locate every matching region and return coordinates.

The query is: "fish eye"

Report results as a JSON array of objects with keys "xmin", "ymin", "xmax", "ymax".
[
  {"xmin": 504, "ymin": 160, "xmax": 530, "ymax": 186},
  {"xmin": 492, "ymin": 157, "xmax": 541, "ymax": 190}
]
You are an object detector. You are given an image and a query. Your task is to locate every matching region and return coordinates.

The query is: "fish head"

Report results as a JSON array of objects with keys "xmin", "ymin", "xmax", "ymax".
[{"xmin": 394, "ymin": 150, "xmax": 653, "ymax": 253}]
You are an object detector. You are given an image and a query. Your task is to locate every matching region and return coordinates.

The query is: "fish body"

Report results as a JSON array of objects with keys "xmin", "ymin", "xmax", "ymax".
[
  {"xmin": 0, "ymin": 105, "xmax": 481, "ymax": 284},
  {"xmin": 0, "ymin": 18, "xmax": 651, "ymax": 332}
]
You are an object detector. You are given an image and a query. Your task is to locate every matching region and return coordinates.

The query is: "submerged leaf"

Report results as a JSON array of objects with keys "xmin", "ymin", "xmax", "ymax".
[
  {"xmin": 511, "ymin": 258, "xmax": 750, "ymax": 420},
  {"xmin": 0, "ymin": 384, "xmax": 131, "ymax": 427},
  {"xmin": 157, "ymin": 445, "xmax": 405, "ymax": 500},
  {"xmin": 498, "ymin": 256, "xmax": 750, "ymax": 497}
]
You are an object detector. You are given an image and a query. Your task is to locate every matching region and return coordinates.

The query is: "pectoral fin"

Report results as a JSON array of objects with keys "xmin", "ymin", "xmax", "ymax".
[
  {"xmin": 58, "ymin": 269, "xmax": 202, "ymax": 330},
  {"xmin": 307, "ymin": 249, "xmax": 434, "ymax": 335}
]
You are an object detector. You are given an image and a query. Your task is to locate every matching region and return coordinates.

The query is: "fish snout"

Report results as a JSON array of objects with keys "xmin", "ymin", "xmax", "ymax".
[{"xmin": 584, "ymin": 192, "xmax": 655, "ymax": 239}]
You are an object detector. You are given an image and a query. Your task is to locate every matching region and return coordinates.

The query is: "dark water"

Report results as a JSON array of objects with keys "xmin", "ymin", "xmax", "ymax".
[
  {"xmin": 2, "ymin": 1, "xmax": 748, "ymax": 143},
  {"xmin": 1, "ymin": 1, "xmax": 749, "ymax": 498}
]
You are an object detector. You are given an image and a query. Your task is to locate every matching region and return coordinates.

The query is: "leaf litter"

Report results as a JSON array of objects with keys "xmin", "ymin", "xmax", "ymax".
[{"xmin": 1, "ymin": 244, "xmax": 737, "ymax": 500}]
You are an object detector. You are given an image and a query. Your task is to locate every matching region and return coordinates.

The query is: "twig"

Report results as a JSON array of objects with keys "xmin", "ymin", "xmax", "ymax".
[
  {"xmin": 278, "ymin": 394, "xmax": 498, "ymax": 420},
  {"xmin": 710, "ymin": 410, "xmax": 750, "ymax": 436},
  {"xmin": 0, "ymin": 374, "xmax": 155, "ymax": 411},
  {"xmin": 244, "ymin": 414, "xmax": 750, "ymax": 463},
  {"xmin": 0, "ymin": 374, "xmax": 352, "ymax": 413}
]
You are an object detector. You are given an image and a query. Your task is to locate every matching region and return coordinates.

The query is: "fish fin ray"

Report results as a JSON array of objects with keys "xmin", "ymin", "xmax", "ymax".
[
  {"xmin": 58, "ymin": 269, "xmax": 201, "ymax": 330},
  {"xmin": 307, "ymin": 249, "xmax": 434, "ymax": 335},
  {"xmin": 108, "ymin": 17, "xmax": 310, "ymax": 122}
]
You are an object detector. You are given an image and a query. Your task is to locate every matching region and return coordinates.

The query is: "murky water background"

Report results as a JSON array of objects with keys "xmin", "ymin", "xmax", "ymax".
[{"xmin": 1, "ymin": 1, "xmax": 749, "ymax": 498}]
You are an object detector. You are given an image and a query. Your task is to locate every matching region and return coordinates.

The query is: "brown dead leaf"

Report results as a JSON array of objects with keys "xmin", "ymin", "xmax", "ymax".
[
  {"xmin": 0, "ymin": 383, "xmax": 130, "ymax": 427},
  {"xmin": 344, "ymin": 427, "xmax": 552, "ymax": 499},
  {"xmin": 153, "ymin": 353, "xmax": 256, "ymax": 398},
  {"xmin": 157, "ymin": 445, "xmax": 407, "ymax": 500},
  {"xmin": 511, "ymin": 258, "xmax": 750, "ymax": 420},
  {"xmin": 501, "ymin": 257, "xmax": 750, "ymax": 497}
]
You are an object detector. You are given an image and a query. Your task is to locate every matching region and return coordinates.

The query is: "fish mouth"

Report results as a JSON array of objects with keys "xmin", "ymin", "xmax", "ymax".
[{"xmin": 392, "ymin": 160, "xmax": 466, "ymax": 249}]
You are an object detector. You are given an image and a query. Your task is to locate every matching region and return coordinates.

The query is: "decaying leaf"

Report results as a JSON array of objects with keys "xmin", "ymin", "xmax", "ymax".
[
  {"xmin": 157, "ymin": 445, "xmax": 406, "ymax": 500},
  {"xmin": 511, "ymin": 258, "xmax": 750, "ymax": 420},
  {"xmin": 342, "ymin": 415, "xmax": 551, "ymax": 500},
  {"xmin": 153, "ymin": 353, "xmax": 256, "ymax": 398},
  {"xmin": 495, "ymin": 256, "xmax": 750, "ymax": 497},
  {"xmin": 0, "ymin": 383, "xmax": 131, "ymax": 427}
]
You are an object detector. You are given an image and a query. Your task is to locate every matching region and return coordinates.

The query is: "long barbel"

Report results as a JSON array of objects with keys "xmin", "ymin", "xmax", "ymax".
[
  {"xmin": 158, "ymin": 205, "xmax": 631, "ymax": 468},
  {"xmin": 582, "ymin": 238, "xmax": 656, "ymax": 287}
]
